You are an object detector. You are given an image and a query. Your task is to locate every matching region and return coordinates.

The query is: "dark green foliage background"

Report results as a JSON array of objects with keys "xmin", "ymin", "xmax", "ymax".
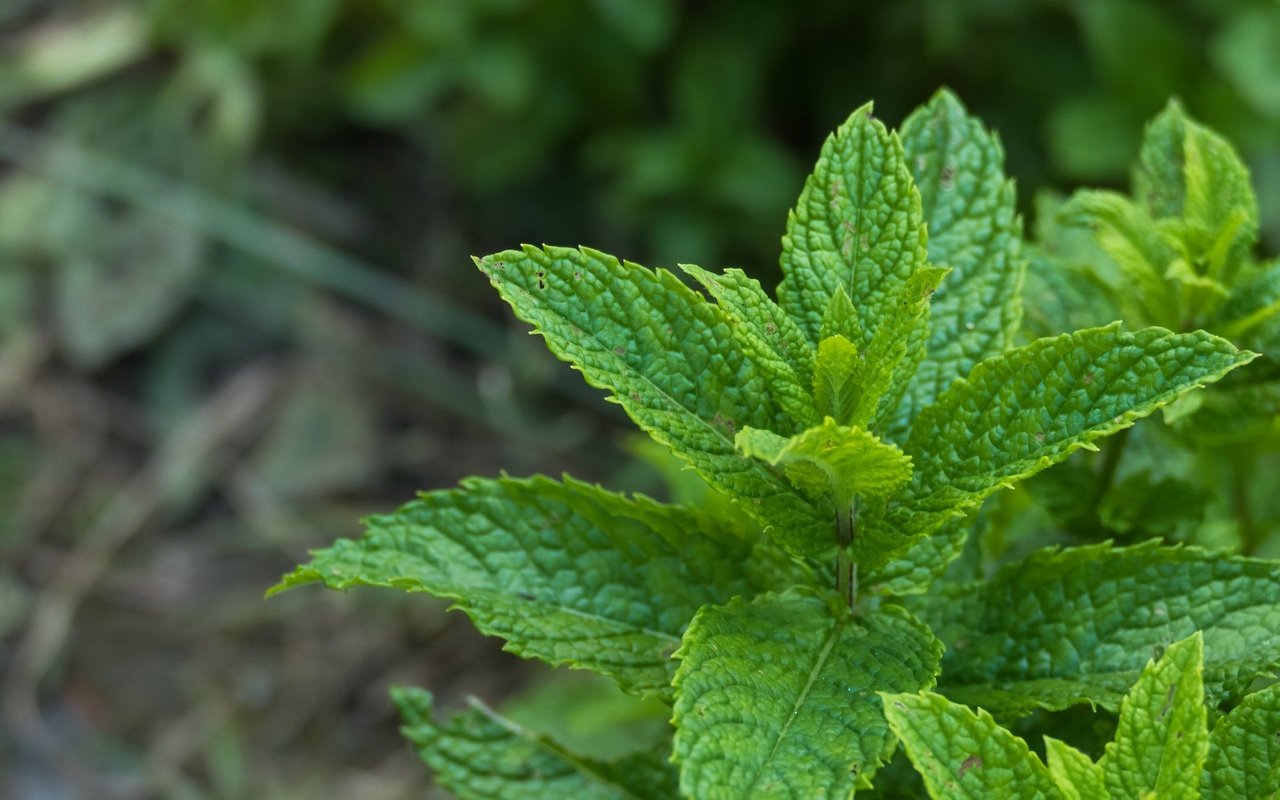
[{"xmin": 0, "ymin": 1, "xmax": 1277, "ymax": 797}]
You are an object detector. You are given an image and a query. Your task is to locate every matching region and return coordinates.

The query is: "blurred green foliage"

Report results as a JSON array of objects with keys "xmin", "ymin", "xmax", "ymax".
[{"xmin": 0, "ymin": 0, "xmax": 1277, "ymax": 797}]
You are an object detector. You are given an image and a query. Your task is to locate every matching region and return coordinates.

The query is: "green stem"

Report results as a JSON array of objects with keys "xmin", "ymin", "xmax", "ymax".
[
  {"xmin": 835, "ymin": 502, "xmax": 857, "ymax": 612},
  {"xmin": 1093, "ymin": 426, "xmax": 1131, "ymax": 514}
]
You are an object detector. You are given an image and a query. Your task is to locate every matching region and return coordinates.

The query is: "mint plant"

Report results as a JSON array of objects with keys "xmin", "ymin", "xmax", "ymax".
[
  {"xmin": 1015, "ymin": 101, "xmax": 1280, "ymax": 556},
  {"xmin": 271, "ymin": 90, "xmax": 1280, "ymax": 797},
  {"xmin": 885, "ymin": 631, "xmax": 1280, "ymax": 798}
]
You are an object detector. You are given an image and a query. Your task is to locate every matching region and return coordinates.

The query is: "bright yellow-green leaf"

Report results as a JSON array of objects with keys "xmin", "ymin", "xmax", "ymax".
[
  {"xmin": 1045, "ymin": 737, "xmax": 1107, "ymax": 800},
  {"xmin": 735, "ymin": 418, "xmax": 912, "ymax": 510},
  {"xmin": 1100, "ymin": 632, "xmax": 1208, "ymax": 800}
]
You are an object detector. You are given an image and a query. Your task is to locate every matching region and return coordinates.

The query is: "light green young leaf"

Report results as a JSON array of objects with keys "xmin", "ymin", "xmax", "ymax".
[
  {"xmin": 923, "ymin": 542, "xmax": 1280, "ymax": 715},
  {"xmin": 735, "ymin": 418, "xmax": 913, "ymax": 510},
  {"xmin": 897, "ymin": 89, "xmax": 1025, "ymax": 429},
  {"xmin": 1202, "ymin": 682, "xmax": 1280, "ymax": 799},
  {"xmin": 820, "ymin": 285, "xmax": 862, "ymax": 343},
  {"xmin": 681, "ymin": 264, "xmax": 818, "ymax": 426},
  {"xmin": 673, "ymin": 593, "xmax": 941, "ymax": 799},
  {"xmin": 869, "ymin": 325, "xmax": 1254, "ymax": 558},
  {"xmin": 1135, "ymin": 99, "xmax": 1258, "ymax": 281},
  {"xmin": 1057, "ymin": 191, "xmax": 1179, "ymax": 326},
  {"xmin": 271, "ymin": 476, "xmax": 800, "ymax": 700},
  {"xmin": 393, "ymin": 687, "xmax": 677, "ymax": 800},
  {"xmin": 1100, "ymin": 632, "xmax": 1207, "ymax": 800},
  {"xmin": 881, "ymin": 691, "xmax": 1063, "ymax": 800},
  {"xmin": 862, "ymin": 265, "xmax": 949, "ymax": 433},
  {"xmin": 812, "ymin": 268, "xmax": 948, "ymax": 432},
  {"xmin": 778, "ymin": 103, "xmax": 929, "ymax": 348},
  {"xmin": 1044, "ymin": 738, "xmax": 1106, "ymax": 800},
  {"xmin": 476, "ymin": 245, "xmax": 831, "ymax": 556},
  {"xmin": 813, "ymin": 335, "xmax": 862, "ymax": 425}
]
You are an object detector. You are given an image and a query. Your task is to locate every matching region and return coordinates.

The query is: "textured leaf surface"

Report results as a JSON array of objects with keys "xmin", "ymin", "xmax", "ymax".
[
  {"xmin": 1214, "ymin": 260, "xmax": 1280, "ymax": 341},
  {"xmin": 1136, "ymin": 99, "xmax": 1258, "ymax": 276},
  {"xmin": 736, "ymin": 418, "xmax": 912, "ymax": 509},
  {"xmin": 393, "ymin": 687, "xmax": 677, "ymax": 800},
  {"xmin": 778, "ymin": 103, "xmax": 928, "ymax": 348},
  {"xmin": 673, "ymin": 593, "xmax": 941, "ymax": 799},
  {"xmin": 681, "ymin": 264, "xmax": 817, "ymax": 425},
  {"xmin": 476, "ymin": 245, "xmax": 830, "ymax": 555},
  {"xmin": 925, "ymin": 542, "xmax": 1280, "ymax": 715},
  {"xmin": 1044, "ymin": 738, "xmax": 1105, "ymax": 800},
  {"xmin": 898, "ymin": 89, "xmax": 1024, "ymax": 427},
  {"xmin": 1100, "ymin": 632, "xmax": 1207, "ymax": 800},
  {"xmin": 872, "ymin": 325, "xmax": 1254, "ymax": 553},
  {"xmin": 882, "ymin": 691, "xmax": 1062, "ymax": 800},
  {"xmin": 859, "ymin": 265, "xmax": 949, "ymax": 433},
  {"xmin": 1202, "ymin": 682, "xmax": 1280, "ymax": 799},
  {"xmin": 272, "ymin": 476, "xmax": 799, "ymax": 700},
  {"xmin": 866, "ymin": 516, "xmax": 969, "ymax": 597},
  {"xmin": 821, "ymin": 285, "xmax": 862, "ymax": 343},
  {"xmin": 813, "ymin": 335, "xmax": 863, "ymax": 425},
  {"xmin": 1056, "ymin": 191, "xmax": 1178, "ymax": 326}
]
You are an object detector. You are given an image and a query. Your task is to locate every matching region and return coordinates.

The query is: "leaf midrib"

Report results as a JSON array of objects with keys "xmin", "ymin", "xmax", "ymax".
[
  {"xmin": 741, "ymin": 616, "xmax": 844, "ymax": 796},
  {"xmin": 471, "ymin": 698, "xmax": 655, "ymax": 800},
  {"xmin": 500, "ymin": 270, "xmax": 809, "ymax": 510}
]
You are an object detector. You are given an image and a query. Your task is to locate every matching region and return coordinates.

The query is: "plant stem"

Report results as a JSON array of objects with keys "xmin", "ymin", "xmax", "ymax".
[
  {"xmin": 835, "ymin": 503, "xmax": 857, "ymax": 612},
  {"xmin": 1094, "ymin": 426, "xmax": 1130, "ymax": 511}
]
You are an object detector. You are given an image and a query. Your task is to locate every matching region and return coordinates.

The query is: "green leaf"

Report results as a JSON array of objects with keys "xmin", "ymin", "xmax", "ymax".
[
  {"xmin": 778, "ymin": 103, "xmax": 929, "ymax": 349},
  {"xmin": 672, "ymin": 592, "xmax": 942, "ymax": 799},
  {"xmin": 271, "ymin": 476, "xmax": 799, "ymax": 700},
  {"xmin": 813, "ymin": 335, "xmax": 863, "ymax": 425},
  {"xmin": 812, "ymin": 267, "xmax": 947, "ymax": 433},
  {"xmin": 681, "ymin": 263, "xmax": 817, "ymax": 426},
  {"xmin": 1097, "ymin": 471, "xmax": 1207, "ymax": 537},
  {"xmin": 881, "ymin": 691, "xmax": 1063, "ymax": 800},
  {"xmin": 871, "ymin": 325, "xmax": 1254, "ymax": 558},
  {"xmin": 863, "ymin": 265, "xmax": 950, "ymax": 433},
  {"xmin": 820, "ymin": 285, "xmax": 862, "ymax": 343},
  {"xmin": 1057, "ymin": 191, "xmax": 1178, "ymax": 326},
  {"xmin": 1202, "ymin": 682, "xmax": 1280, "ymax": 799},
  {"xmin": 1044, "ymin": 738, "xmax": 1106, "ymax": 800},
  {"xmin": 1100, "ymin": 632, "xmax": 1207, "ymax": 800},
  {"xmin": 735, "ymin": 418, "xmax": 913, "ymax": 510},
  {"xmin": 476, "ymin": 245, "xmax": 831, "ymax": 556},
  {"xmin": 1135, "ymin": 100, "xmax": 1258, "ymax": 281},
  {"xmin": 866, "ymin": 516, "xmax": 970, "ymax": 597},
  {"xmin": 1022, "ymin": 192, "xmax": 1123, "ymax": 337},
  {"xmin": 924, "ymin": 542, "xmax": 1280, "ymax": 715},
  {"xmin": 393, "ymin": 687, "xmax": 677, "ymax": 800},
  {"xmin": 898, "ymin": 89, "xmax": 1025, "ymax": 428},
  {"xmin": 1212, "ymin": 260, "xmax": 1280, "ymax": 343}
]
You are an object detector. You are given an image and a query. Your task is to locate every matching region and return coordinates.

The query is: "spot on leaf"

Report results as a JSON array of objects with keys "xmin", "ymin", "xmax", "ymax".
[{"xmin": 957, "ymin": 754, "xmax": 983, "ymax": 777}]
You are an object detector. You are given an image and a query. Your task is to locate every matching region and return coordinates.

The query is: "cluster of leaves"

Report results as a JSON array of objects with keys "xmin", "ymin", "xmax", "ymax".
[
  {"xmin": 1010, "ymin": 99, "xmax": 1280, "ymax": 562},
  {"xmin": 275, "ymin": 90, "xmax": 1280, "ymax": 797},
  {"xmin": 886, "ymin": 631, "xmax": 1280, "ymax": 798}
]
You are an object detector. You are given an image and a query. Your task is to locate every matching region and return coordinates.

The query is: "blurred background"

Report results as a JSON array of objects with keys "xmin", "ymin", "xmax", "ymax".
[{"xmin": 1, "ymin": 1, "xmax": 1278, "ymax": 797}]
